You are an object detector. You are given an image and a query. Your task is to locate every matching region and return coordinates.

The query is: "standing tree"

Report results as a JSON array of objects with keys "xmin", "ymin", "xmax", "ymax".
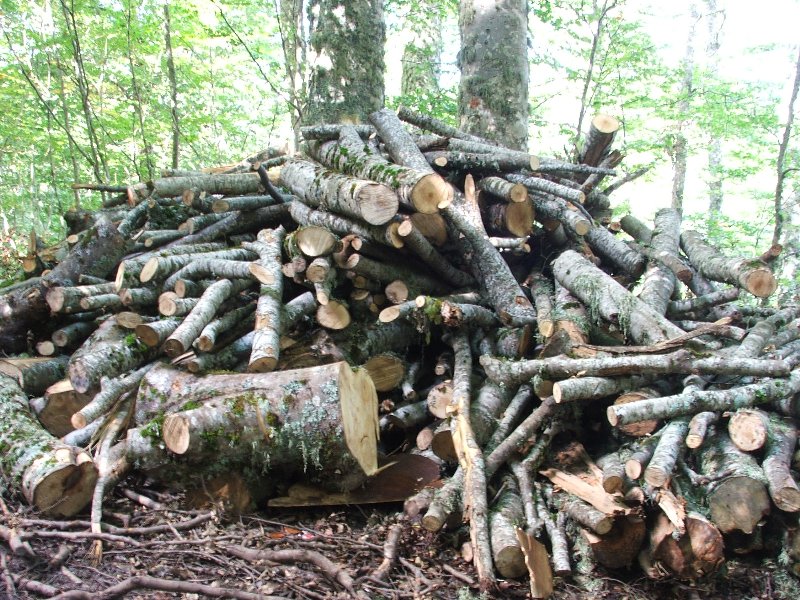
[
  {"xmin": 458, "ymin": 0, "xmax": 529, "ymax": 150},
  {"xmin": 302, "ymin": 0, "xmax": 386, "ymax": 125},
  {"xmin": 704, "ymin": 0, "xmax": 724, "ymax": 219},
  {"xmin": 772, "ymin": 46, "xmax": 800, "ymax": 248},
  {"xmin": 669, "ymin": 1, "xmax": 699, "ymax": 214}
]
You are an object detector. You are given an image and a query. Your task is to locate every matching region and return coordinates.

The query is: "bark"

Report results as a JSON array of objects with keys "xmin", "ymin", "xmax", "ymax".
[
  {"xmin": 596, "ymin": 452, "xmax": 625, "ymax": 495},
  {"xmin": 680, "ymin": 230, "xmax": 776, "ymax": 298},
  {"xmin": 147, "ymin": 361, "xmax": 378, "ymax": 492},
  {"xmin": 426, "ymin": 150, "xmax": 539, "ymax": 173},
  {"xmin": 637, "ymin": 208, "xmax": 681, "ymax": 315},
  {"xmin": 163, "ymin": 4, "xmax": 180, "ymax": 169},
  {"xmin": 476, "ymin": 176, "xmax": 528, "ymax": 203},
  {"xmin": 644, "ymin": 418, "xmax": 689, "ymax": 487},
  {"xmin": 762, "ymin": 416, "xmax": 800, "ymax": 512},
  {"xmin": 489, "ymin": 474, "xmax": 527, "ymax": 578},
  {"xmin": 300, "ymin": 124, "xmax": 374, "ymax": 141},
  {"xmin": 608, "ymin": 372, "xmax": 800, "ymax": 427},
  {"xmin": 0, "ymin": 356, "xmax": 70, "ymax": 397},
  {"xmin": 552, "ymin": 249, "xmax": 688, "ymax": 345},
  {"xmin": 279, "ymin": 157, "xmax": 399, "ymax": 225},
  {"xmin": 345, "ymin": 253, "xmax": 450, "ymax": 297},
  {"xmin": 68, "ymin": 319, "xmax": 157, "ymax": 394},
  {"xmin": 458, "ymin": 0, "xmax": 529, "ymax": 150},
  {"xmin": 248, "ymin": 227, "xmax": 286, "ymax": 372},
  {"xmin": 697, "ymin": 429, "xmax": 770, "ymax": 535},
  {"xmin": 304, "ymin": 0, "xmax": 385, "ymax": 125},
  {"xmin": 0, "ymin": 373, "xmax": 97, "ymax": 517}
]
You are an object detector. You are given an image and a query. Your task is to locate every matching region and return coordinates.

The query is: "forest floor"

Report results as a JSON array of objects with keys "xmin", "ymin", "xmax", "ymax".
[{"xmin": 3, "ymin": 474, "xmax": 799, "ymax": 600}]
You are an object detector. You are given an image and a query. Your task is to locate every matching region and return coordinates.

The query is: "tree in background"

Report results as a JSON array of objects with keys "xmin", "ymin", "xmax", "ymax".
[
  {"xmin": 458, "ymin": 0, "xmax": 529, "ymax": 150},
  {"xmin": 302, "ymin": 0, "xmax": 386, "ymax": 125}
]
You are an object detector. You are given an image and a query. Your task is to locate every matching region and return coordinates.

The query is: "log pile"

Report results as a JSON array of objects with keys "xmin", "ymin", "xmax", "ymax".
[{"xmin": 1, "ymin": 107, "xmax": 798, "ymax": 595}]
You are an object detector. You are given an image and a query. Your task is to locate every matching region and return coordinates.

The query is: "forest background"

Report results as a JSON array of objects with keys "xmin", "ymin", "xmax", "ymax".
[{"xmin": 0, "ymin": 0, "xmax": 799, "ymax": 301}]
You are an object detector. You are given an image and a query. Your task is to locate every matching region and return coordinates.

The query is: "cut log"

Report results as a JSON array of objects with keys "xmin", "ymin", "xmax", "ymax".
[
  {"xmin": 639, "ymin": 511, "xmax": 724, "ymax": 580},
  {"xmin": 68, "ymin": 319, "xmax": 157, "ymax": 394},
  {"xmin": 552, "ymin": 249, "xmax": 686, "ymax": 345},
  {"xmin": 762, "ymin": 416, "xmax": 800, "ymax": 512},
  {"xmin": 680, "ymin": 230, "xmax": 777, "ymax": 298},
  {"xmin": 151, "ymin": 361, "xmax": 378, "ymax": 492},
  {"xmin": 0, "ymin": 373, "xmax": 97, "ymax": 516},
  {"xmin": 578, "ymin": 114, "xmax": 620, "ymax": 167},
  {"xmin": 489, "ymin": 474, "xmax": 527, "ymax": 579},
  {"xmin": 697, "ymin": 429, "xmax": 770, "ymax": 535},
  {"xmin": 0, "ymin": 356, "xmax": 70, "ymax": 397},
  {"xmin": 31, "ymin": 379, "xmax": 91, "ymax": 437}
]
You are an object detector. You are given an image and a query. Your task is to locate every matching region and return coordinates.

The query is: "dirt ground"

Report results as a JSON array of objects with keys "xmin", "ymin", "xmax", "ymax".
[{"xmin": 2, "ymin": 476, "xmax": 800, "ymax": 600}]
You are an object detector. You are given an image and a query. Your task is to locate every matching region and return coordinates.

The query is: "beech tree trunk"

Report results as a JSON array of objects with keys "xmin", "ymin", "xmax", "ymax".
[
  {"xmin": 458, "ymin": 0, "xmax": 529, "ymax": 150},
  {"xmin": 304, "ymin": 0, "xmax": 385, "ymax": 124}
]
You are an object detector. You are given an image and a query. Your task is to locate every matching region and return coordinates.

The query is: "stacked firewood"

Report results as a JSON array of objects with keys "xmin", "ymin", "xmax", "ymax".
[{"xmin": 1, "ymin": 106, "xmax": 798, "ymax": 595}]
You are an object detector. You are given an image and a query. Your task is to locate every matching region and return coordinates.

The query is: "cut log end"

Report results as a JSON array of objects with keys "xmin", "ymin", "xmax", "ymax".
[
  {"xmin": 358, "ymin": 183, "xmax": 400, "ymax": 225},
  {"xmin": 505, "ymin": 201, "xmax": 535, "ymax": 238},
  {"xmin": 592, "ymin": 114, "xmax": 621, "ymax": 134},
  {"xmin": 412, "ymin": 173, "xmax": 452, "ymax": 214},
  {"xmin": 31, "ymin": 448, "xmax": 97, "ymax": 517},
  {"xmin": 248, "ymin": 356, "xmax": 279, "ymax": 373},
  {"xmin": 742, "ymin": 267, "xmax": 777, "ymax": 298},
  {"xmin": 363, "ymin": 354, "xmax": 405, "ymax": 392},
  {"xmin": 708, "ymin": 476, "xmax": 770, "ymax": 535},
  {"xmin": 316, "ymin": 300, "xmax": 351, "ymax": 330}
]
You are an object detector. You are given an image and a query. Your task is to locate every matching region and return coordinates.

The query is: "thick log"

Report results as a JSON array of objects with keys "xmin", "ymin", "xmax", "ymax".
[
  {"xmin": 680, "ymin": 230, "xmax": 776, "ymax": 298},
  {"xmin": 425, "ymin": 150, "xmax": 538, "ymax": 172},
  {"xmin": 280, "ymin": 157, "xmax": 399, "ymax": 226},
  {"xmin": 151, "ymin": 172, "xmax": 262, "ymax": 198},
  {"xmin": 148, "ymin": 361, "xmax": 378, "ymax": 492},
  {"xmin": 289, "ymin": 200, "xmax": 402, "ymax": 249},
  {"xmin": 728, "ymin": 408, "xmax": 770, "ymax": 452},
  {"xmin": 46, "ymin": 282, "xmax": 117, "ymax": 314},
  {"xmin": 244, "ymin": 228, "xmax": 286, "ymax": 372},
  {"xmin": 639, "ymin": 512, "xmax": 724, "ymax": 581},
  {"xmin": 697, "ymin": 429, "xmax": 770, "ymax": 535},
  {"xmin": 0, "ymin": 373, "xmax": 97, "ymax": 516},
  {"xmin": 578, "ymin": 114, "xmax": 620, "ymax": 167},
  {"xmin": 644, "ymin": 418, "xmax": 689, "ymax": 487},
  {"xmin": 0, "ymin": 356, "xmax": 70, "ymax": 397},
  {"xmin": 489, "ymin": 474, "xmax": 527, "ymax": 578},
  {"xmin": 476, "ymin": 176, "xmax": 528, "ymax": 203},
  {"xmin": 311, "ymin": 128, "xmax": 451, "ymax": 214},
  {"xmin": 30, "ymin": 379, "xmax": 91, "ymax": 437},
  {"xmin": 762, "ymin": 416, "xmax": 800, "ymax": 512}
]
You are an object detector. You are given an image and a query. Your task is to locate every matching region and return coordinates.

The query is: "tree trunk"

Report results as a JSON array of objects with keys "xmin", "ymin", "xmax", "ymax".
[
  {"xmin": 163, "ymin": 3, "xmax": 180, "ymax": 170},
  {"xmin": 772, "ymin": 45, "xmax": 800, "ymax": 247},
  {"xmin": 304, "ymin": 0, "xmax": 385, "ymax": 124},
  {"xmin": 458, "ymin": 0, "xmax": 529, "ymax": 150}
]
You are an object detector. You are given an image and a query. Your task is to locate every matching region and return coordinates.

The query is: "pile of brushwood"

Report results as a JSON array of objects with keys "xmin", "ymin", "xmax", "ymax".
[{"xmin": 2, "ymin": 106, "xmax": 800, "ymax": 597}]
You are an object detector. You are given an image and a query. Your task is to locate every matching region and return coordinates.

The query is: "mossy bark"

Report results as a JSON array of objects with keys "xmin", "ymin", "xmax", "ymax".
[{"xmin": 0, "ymin": 373, "xmax": 97, "ymax": 517}]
